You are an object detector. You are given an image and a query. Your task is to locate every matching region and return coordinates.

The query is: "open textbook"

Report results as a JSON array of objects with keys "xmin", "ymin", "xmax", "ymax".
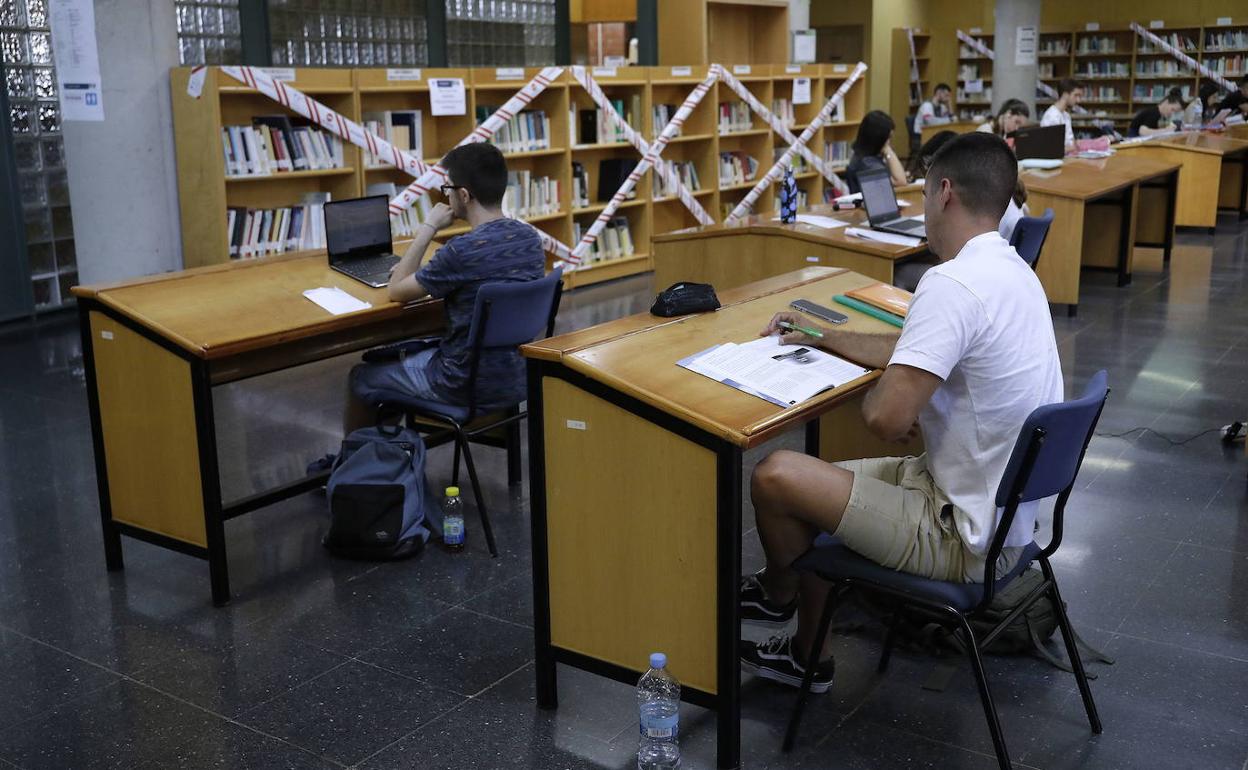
[{"xmin": 678, "ymin": 335, "xmax": 871, "ymax": 407}]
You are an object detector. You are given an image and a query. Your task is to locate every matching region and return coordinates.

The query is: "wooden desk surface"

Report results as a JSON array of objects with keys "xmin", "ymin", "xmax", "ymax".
[
  {"xmin": 1022, "ymin": 153, "xmax": 1179, "ymax": 201},
  {"xmin": 1155, "ymin": 132, "xmax": 1248, "ymax": 156},
  {"xmin": 650, "ymin": 204, "xmax": 928, "ymax": 261},
  {"xmin": 72, "ymin": 252, "xmax": 431, "ymax": 360},
  {"xmin": 525, "ymin": 267, "xmax": 897, "ymax": 448}
]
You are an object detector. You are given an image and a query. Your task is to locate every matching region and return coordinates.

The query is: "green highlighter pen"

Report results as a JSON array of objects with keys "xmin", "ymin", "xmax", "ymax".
[{"xmin": 778, "ymin": 320, "xmax": 825, "ymax": 339}]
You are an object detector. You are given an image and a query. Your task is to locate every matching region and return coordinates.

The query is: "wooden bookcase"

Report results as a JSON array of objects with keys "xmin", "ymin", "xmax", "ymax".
[
  {"xmin": 170, "ymin": 63, "xmax": 866, "ymax": 289},
  {"xmin": 890, "ymin": 28, "xmax": 932, "ymax": 154},
  {"xmin": 955, "ymin": 31, "xmax": 994, "ymax": 122},
  {"xmin": 657, "ymin": 0, "xmax": 789, "ymax": 66}
]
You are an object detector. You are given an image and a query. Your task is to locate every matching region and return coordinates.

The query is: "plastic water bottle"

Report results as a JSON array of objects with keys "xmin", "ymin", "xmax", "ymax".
[
  {"xmin": 780, "ymin": 162, "xmax": 798, "ymax": 224},
  {"xmin": 637, "ymin": 652, "xmax": 681, "ymax": 769},
  {"xmin": 441, "ymin": 486, "xmax": 465, "ymax": 552}
]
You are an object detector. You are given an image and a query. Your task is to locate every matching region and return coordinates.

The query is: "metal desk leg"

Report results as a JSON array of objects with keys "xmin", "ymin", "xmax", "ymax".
[
  {"xmin": 1116, "ymin": 189, "xmax": 1133, "ymax": 288},
  {"xmin": 716, "ymin": 448, "xmax": 744, "ymax": 769},
  {"xmin": 192, "ymin": 359, "xmax": 230, "ymax": 606},
  {"xmin": 1163, "ymin": 171, "xmax": 1178, "ymax": 264},
  {"xmin": 528, "ymin": 362, "xmax": 558, "ymax": 710},
  {"xmin": 79, "ymin": 303, "xmax": 124, "ymax": 572}
]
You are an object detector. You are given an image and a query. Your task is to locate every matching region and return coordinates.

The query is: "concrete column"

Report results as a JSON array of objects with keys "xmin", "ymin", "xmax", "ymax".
[
  {"xmin": 993, "ymin": 0, "xmax": 1041, "ymax": 115},
  {"xmin": 788, "ymin": 0, "xmax": 810, "ymax": 61},
  {"xmin": 60, "ymin": 0, "xmax": 182, "ymax": 284}
]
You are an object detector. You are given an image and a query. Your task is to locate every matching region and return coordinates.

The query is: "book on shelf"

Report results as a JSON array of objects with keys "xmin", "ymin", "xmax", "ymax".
[
  {"xmin": 1076, "ymin": 36, "xmax": 1118, "ymax": 54},
  {"xmin": 1203, "ymin": 54, "xmax": 1246, "ymax": 76},
  {"xmin": 501, "ymin": 170, "xmax": 560, "ymax": 219},
  {"xmin": 365, "ymin": 182, "xmax": 433, "ymax": 238},
  {"xmin": 1205, "ymin": 30, "xmax": 1248, "ymax": 52},
  {"xmin": 719, "ymin": 151, "xmax": 758, "ymax": 186},
  {"xmin": 651, "ymin": 103, "xmax": 682, "ymax": 137},
  {"xmin": 221, "ymin": 118, "xmax": 344, "ymax": 177},
  {"xmin": 571, "ymin": 161, "xmax": 590, "ymax": 208},
  {"xmin": 771, "ymin": 98, "xmax": 795, "ymax": 127},
  {"xmin": 958, "ymin": 64, "xmax": 982, "ymax": 80},
  {"xmin": 653, "ymin": 159, "xmax": 701, "ymax": 198},
  {"xmin": 718, "ymin": 101, "xmax": 752, "ymax": 133},
  {"xmin": 573, "ymin": 216, "xmax": 635, "ymax": 264},
  {"xmin": 597, "ymin": 158, "xmax": 638, "ymax": 202},
  {"xmin": 773, "ymin": 148, "xmax": 810, "ymax": 174},
  {"xmin": 1134, "ymin": 84, "xmax": 1192, "ymax": 103},
  {"xmin": 477, "ymin": 106, "xmax": 551, "ymax": 153},
  {"xmin": 1038, "ymin": 39, "xmax": 1070, "ymax": 56},
  {"xmin": 824, "ymin": 140, "xmax": 849, "ymax": 166},
  {"xmin": 361, "ymin": 110, "xmax": 423, "ymax": 167},
  {"xmin": 1078, "ymin": 60, "xmax": 1130, "ymax": 78},
  {"xmin": 228, "ymin": 191, "xmax": 330, "ymax": 260},
  {"xmin": 774, "ymin": 188, "xmax": 808, "ymax": 210},
  {"xmin": 572, "ymin": 95, "xmax": 642, "ymax": 145},
  {"xmin": 1138, "ymin": 32, "xmax": 1198, "ymax": 54}
]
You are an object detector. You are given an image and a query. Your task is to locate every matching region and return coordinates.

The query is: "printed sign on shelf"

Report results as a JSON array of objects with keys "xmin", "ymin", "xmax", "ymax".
[
  {"xmin": 671, "ymin": 66, "xmax": 692, "ymax": 77},
  {"xmin": 733, "ymin": 65, "xmax": 751, "ymax": 75},
  {"xmin": 387, "ymin": 68, "xmax": 422, "ymax": 81},
  {"xmin": 429, "ymin": 78, "xmax": 466, "ymax": 116},
  {"xmin": 496, "ymin": 67, "xmax": 525, "ymax": 80},
  {"xmin": 792, "ymin": 77, "xmax": 811, "ymax": 105},
  {"xmin": 259, "ymin": 67, "xmax": 296, "ymax": 81}
]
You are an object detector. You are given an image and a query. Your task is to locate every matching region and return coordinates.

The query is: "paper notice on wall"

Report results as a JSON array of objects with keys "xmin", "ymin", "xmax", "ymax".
[
  {"xmin": 793, "ymin": 30, "xmax": 817, "ymax": 64},
  {"xmin": 429, "ymin": 78, "xmax": 467, "ymax": 116},
  {"xmin": 49, "ymin": 0, "xmax": 104, "ymax": 121},
  {"xmin": 792, "ymin": 77, "xmax": 811, "ymax": 105},
  {"xmin": 965, "ymin": 79, "xmax": 984, "ymax": 94},
  {"xmin": 1015, "ymin": 25, "xmax": 1037, "ymax": 66}
]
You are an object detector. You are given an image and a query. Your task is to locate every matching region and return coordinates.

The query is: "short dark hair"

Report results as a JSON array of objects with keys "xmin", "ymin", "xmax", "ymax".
[
  {"xmin": 441, "ymin": 142, "xmax": 508, "ymax": 207},
  {"xmin": 1057, "ymin": 78, "xmax": 1083, "ymax": 97},
  {"xmin": 927, "ymin": 132, "xmax": 1018, "ymax": 221},
  {"xmin": 1199, "ymin": 80, "xmax": 1221, "ymax": 105},
  {"xmin": 934, "ymin": 83, "xmax": 952, "ymax": 94},
  {"xmin": 907, "ymin": 129, "xmax": 956, "ymax": 178},
  {"xmin": 852, "ymin": 110, "xmax": 896, "ymax": 158},
  {"xmin": 1163, "ymin": 88, "xmax": 1184, "ymax": 106},
  {"xmin": 997, "ymin": 98, "xmax": 1030, "ymax": 119}
]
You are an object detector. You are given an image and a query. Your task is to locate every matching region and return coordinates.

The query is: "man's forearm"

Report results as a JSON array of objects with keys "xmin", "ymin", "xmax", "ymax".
[
  {"xmin": 391, "ymin": 222, "xmax": 438, "ymax": 284},
  {"xmin": 819, "ymin": 329, "xmax": 898, "ymax": 369}
]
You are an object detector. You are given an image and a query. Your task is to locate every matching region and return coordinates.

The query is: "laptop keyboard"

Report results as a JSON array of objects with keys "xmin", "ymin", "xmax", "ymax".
[
  {"xmin": 890, "ymin": 219, "xmax": 925, "ymax": 232},
  {"xmin": 339, "ymin": 254, "xmax": 400, "ymax": 278}
]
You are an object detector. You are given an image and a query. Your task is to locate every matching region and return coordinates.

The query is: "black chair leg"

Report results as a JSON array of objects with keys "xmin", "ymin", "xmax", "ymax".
[
  {"xmin": 878, "ymin": 612, "xmax": 900, "ymax": 673},
  {"xmin": 956, "ymin": 613, "xmax": 1012, "ymax": 770},
  {"xmin": 458, "ymin": 430, "xmax": 498, "ymax": 557},
  {"xmin": 450, "ymin": 433, "xmax": 462, "ymax": 487},
  {"xmin": 1041, "ymin": 558, "xmax": 1102, "ymax": 734},
  {"xmin": 506, "ymin": 407, "xmax": 522, "ymax": 488},
  {"xmin": 783, "ymin": 585, "xmax": 843, "ymax": 752}
]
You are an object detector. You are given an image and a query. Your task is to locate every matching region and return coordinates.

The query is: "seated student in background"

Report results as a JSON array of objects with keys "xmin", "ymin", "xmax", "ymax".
[
  {"xmin": 343, "ymin": 142, "xmax": 545, "ymax": 434},
  {"xmin": 977, "ymin": 99, "xmax": 1030, "ymax": 137},
  {"xmin": 846, "ymin": 110, "xmax": 908, "ymax": 193},
  {"xmin": 1218, "ymin": 76, "xmax": 1248, "ymax": 120},
  {"xmin": 915, "ymin": 83, "xmax": 953, "ymax": 131},
  {"xmin": 739, "ymin": 133, "xmax": 1062, "ymax": 692},
  {"xmin": 1128, "ymin": 91, "xmax": 1183, "ymax": 137},
  {"xmin": 1041, "ymin": 78, "xmax": 1083, "ymax": 151}
]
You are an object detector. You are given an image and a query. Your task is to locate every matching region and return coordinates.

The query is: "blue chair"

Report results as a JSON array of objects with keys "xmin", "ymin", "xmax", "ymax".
[
  {"xmin": 1009, "ymin": 207, "xmax": 1055, "ymax": 269},
  {"xmin": 369, "ymin": 268, "xmax": 564, "ymax": 557},
  {"xmin": 782, "ymin": 371, "xmax": 1110, "ymax": 769}
]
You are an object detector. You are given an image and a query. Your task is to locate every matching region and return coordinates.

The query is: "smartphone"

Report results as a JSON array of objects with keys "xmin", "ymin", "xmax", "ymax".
[{"xmin": 790, "ymin": 299, "xmax": 848, "ymax": 325}]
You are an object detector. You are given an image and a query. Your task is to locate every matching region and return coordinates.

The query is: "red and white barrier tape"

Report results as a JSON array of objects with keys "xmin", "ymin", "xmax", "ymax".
[
  {"xmin": 569, "ymin": 66, "xmax": 714, "ymax": 226},
  {"xmin": 714, "ymin": 64, "xmax": 847, "ymax": 192},
  {"xmin": 957, "ymin": 30, "xmax": 1089, "ymax": 115},
  {"xmin": 906, "ymin": 28, "xmax": 922, "ymax": 107},
  {"xmin": 725, "ymin": 62, "xmax": 867, "ymax": 225},
  {"xmin": 570, "ymin": 68, "xmax": 720, "ymax": 260},
  {"xmin": 1130, "ymin": 23, "xmax": 1235, "ymax": 92}
]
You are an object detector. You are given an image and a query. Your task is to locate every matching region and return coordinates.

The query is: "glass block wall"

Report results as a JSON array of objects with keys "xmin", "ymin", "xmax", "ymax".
[
  {"xmin": 446, "ymin": 0, "xmax": 556, "ymax": 67},
  {"xmin": 2, "ymin": 0, "xmax": 75, "ymax": 309},
  {"xmin": 269, "ymin": 0, "xmax": 427, "ymax": 67},
  {"xmin": 175, "ymin": 0, "xmax": 244, "ymax": 65}
]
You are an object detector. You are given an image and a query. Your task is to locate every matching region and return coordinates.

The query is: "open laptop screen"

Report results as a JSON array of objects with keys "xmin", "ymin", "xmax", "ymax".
[
  {"xmin": 858, "ymin": 167, "xmax": 900, "ymax": 224},
  {"xmin": 325, "ymin": 195, "xmax": 391, "ymax": 260}
]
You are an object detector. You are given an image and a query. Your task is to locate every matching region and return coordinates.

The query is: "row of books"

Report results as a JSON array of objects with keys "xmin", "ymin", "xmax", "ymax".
[
  {"xmin": 1204, "ymin": 55, "xmax": 1246, "ymax": 76},
  {"xmin": 361, "ymin": 110, "xmax": 423, "ymax": 168},
  {"xmin": 771, "ymin": 99, "xmax": 797, "ymax": 127},
  {"xmin": 1077, "ymin": 61, "xmax": 1130, "ymax": 78},
  {"xmin": 775, "ymin": 188, "xmax": 809, "ymax": 210},
  {"xmin": 475, "ymin": 106, "xmax": 551, "ymax": 153},
  {"xmin": 1038, "ymin": 63, "xmax": 1058, "ymax": 78},
  {"xmin": 719, "ymin": 151, "xmax": 759, "ymax": 186},
  {"xmin": 1204, "ymin": 31, "xmax": 1248, "ymax": 52},
  {"xmin": 1134, "ymin": 84, "xmax": 1192, "ymax": 102},
  {"xmin": 221, "ymin": 118, "xmax": 344, "ymax": 177},
  {"xmin": 1135, "ymin": 61, "xmax": 1194, "ymax": 77},
  {"xmin": 226, "ymin": 192, "xmax": 329, "ymax": 259},
  {"xmin": 719, "ymin": 101, "xmax": 754, "ymax": 133},
  {"xmin": 1081, "ymin": 86, "xmax": 1123, "ymax": 102},
  {"xmin": 501, "ymin": 170, "xmax": 560, "ymax": 220},
  {"xmin": 958, "ymin": 64, "xmax": 984, "ymax": 80},
  {"xmin": 572, "ymin": 97, "xmax": 642, "ymax": 145},
  {"xmin": 651, "ymin": 104, "xmax": 683, "ymax": 137},
  {"xmin": 824, "ymin": 140, "xmax": 849, "ymax": 166},
  {"xmin": 1076, "ymin": 36, "xmax": 1121, "ymax": 54},
  {"xmin": 1039, "ymin": 40, "xmax": 1071, "ymax": 55},
  {"xmin": 959, "ymin": 44, "xmax": 988, "ymax": 59},
  {"xmin": 956, "ymin": 86, "xmax": 992, "ymax": 103},
  {"xmin": 570, "ymin": 159, "xmax": 638, "ymax": 208},
  {"xmin": 366, "ymin": 182, "xmax": 435, "ymax": 238},
  {"xmin": 1138, "ymin": 33, "xmax": 1199, "ymax": 54},
  {"xmin": 653, "ymin": 159, "xmax": 701, "ymax": 198},
  {"xmin": 573, "ymin": 217, "xmax": 635, "ymax": 264}
]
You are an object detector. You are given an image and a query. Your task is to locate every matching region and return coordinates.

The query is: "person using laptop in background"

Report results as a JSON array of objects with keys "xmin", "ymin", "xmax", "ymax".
[
  {"xmin": 915, "ymin": 83, "xmax": 953, "ymax": 132},
  {"xmin": 1217, "ymin": 76, "xmax": 1248, "ymax": 121},
  {"xmin": 846, "ymin": 110, "xmax": 908, "ymax": 192},
  {"xmin": 977, "ymin": 98, "xmax": 1030, "ymax": 138},
  {"xmin": 1128, "ymin": 91, "xmax": 1183, "ymax": 138},
  {"xmin": 340, "ymin": 142, "xmax": 545, "ymax": 435},
  {"xmin": 739, "ymin": 133, "xmax": 1061, "ymax": 692},
  {"xmin": 1040, "ymin": 78, "xmax": 1083, "ymax": 151}
]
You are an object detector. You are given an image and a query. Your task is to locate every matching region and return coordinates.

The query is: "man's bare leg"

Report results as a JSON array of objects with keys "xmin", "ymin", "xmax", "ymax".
[{"xmin": 343, "ymin": 382, "xmax": 376, "ymax": 435}]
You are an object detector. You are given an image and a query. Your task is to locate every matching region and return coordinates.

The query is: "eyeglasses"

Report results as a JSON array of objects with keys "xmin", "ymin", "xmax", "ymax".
[{"xmin": 439, "ymin": 184, "xmax": 464, "ymax": 197}]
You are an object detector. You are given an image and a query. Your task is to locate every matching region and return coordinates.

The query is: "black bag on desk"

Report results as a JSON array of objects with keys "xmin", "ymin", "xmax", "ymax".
[{"xmin": 650, "ymin": 282, "xmax": 721, "ymax": 317}]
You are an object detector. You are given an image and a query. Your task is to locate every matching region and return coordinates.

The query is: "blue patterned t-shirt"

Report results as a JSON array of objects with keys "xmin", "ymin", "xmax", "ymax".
[{"xmin": 415, "ymin": 217, "xmax": 545, "ymax": 409}]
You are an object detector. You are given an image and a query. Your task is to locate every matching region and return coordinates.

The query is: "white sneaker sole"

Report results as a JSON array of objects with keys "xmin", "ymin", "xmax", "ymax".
[{"xmin": 740, "ymin": 657, "xmax": 832, "ymax": 694}]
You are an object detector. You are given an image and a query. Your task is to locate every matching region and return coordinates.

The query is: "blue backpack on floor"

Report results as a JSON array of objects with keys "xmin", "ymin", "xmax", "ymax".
[{"xmin": 324, "ymin": 425, "xmax": 440, "ymax": 560}]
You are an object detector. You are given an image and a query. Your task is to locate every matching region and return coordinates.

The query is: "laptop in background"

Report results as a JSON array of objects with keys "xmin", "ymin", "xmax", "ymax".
[
  {"xmin": 1009, "ymin": 124, "xmax": 1065, "ymax": 160},
  {"xmin": 325, "ymin": 195, "xmax": 400, "ymax": 288},
  {"xmin": 858, "ymin": 167, "xmax": 926, "ymax": 240}
]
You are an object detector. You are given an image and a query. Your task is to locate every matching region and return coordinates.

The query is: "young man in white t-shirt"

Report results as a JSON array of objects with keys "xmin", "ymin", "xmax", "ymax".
[
  {"xmin": 1041, "ymin": 78, "xmax": 1083, "ymax": 151},
  {"xmin": 915, "ymin": 83, "xmax": 953, "ymax": 131},
  {"xmin": 739, "ymin": 132, "xmax": 1063, "ymax": 692}
]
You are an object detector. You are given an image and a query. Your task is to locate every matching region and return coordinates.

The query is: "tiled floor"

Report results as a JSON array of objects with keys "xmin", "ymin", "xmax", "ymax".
[{"xmin": 1, "ymin": 221, "xmax": 1247, "ymax": 769}]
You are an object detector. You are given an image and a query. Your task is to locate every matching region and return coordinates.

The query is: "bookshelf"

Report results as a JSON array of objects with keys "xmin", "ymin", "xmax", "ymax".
[
  {"xmin": 955, "ymin": 32, "xmax": 994, "ymax": 122},
  {"xmin": 657, "ymin": 0, "xmax": 790, "ymax": 67},
  {"xmin": 171, "ymin": 63, "xmax": 867, "ymax": 288},
  {"xmin": 890, "ymin": 28, "xmax": 932, "ymax": 154}
]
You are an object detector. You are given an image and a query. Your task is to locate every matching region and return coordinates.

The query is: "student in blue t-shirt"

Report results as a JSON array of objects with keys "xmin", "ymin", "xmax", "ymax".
[{"xmin": 343, "ymin": 142, "xmax": 545, "ymax": 433}]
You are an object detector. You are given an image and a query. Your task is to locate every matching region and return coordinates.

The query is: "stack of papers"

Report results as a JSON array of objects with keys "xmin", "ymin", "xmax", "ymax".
[
  {"xmin": 303, "ymin": 287, "xmax": 372, "ymax": 315},
  {"xmin": 845, "ymin": 227, "xmax": 923, "ymax": 248},
  {"xmin": 678, "ymin": 336, "xmax": 871, "ymax": 407},
  {"xmin": 772, "ymin": 214, "xmax": 851, "ymax": 229}
]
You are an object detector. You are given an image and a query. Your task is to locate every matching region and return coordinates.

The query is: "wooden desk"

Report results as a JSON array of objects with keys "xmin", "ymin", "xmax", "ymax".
[
  {"xmin": 523, "ymin": 267, "xmax": 919, "ymax": 770},
  {"xmin": 651, "ymin": 203, "xmax": 928, "ymax": 291},
  {"xmin": 1115, "ymin": 132, "xmax": 1248, "ymax": 229},
  {"xmin": 921, "ymin": 119, "xmax": 980, "ymax": 146},
  {"xmin": 72, "ymin": 254, "xmax": 440, "ymax": 605},
  {"xmin": 1021, "ymin": 153, "xmax": 1179, "ymax": 314}
]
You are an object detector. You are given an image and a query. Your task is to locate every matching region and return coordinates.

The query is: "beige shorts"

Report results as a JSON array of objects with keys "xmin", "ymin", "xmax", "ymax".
[{"xmin": 832, "ymin": 454, "xmax": 1018, "ymax": 584}]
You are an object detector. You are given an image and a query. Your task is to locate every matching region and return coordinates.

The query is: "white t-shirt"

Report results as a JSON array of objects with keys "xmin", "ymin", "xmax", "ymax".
[
  {"xmin": 1040, "ymin": 104, "xmax": 1073, "ymax": 148},
  {"xmin": 889, "ymin": 231, "xmax": 1063, "ymax": 554},
  {"xmin": 998, "ymin": 198, "xmax": 1026, "ymax": 241},
  {"xmin": 916, "ymin": 100, "xmax": 951, "ymax": 130},
  {"xmin": 976, "ymin": 120, "xmax": 994, "ymax": 134}
]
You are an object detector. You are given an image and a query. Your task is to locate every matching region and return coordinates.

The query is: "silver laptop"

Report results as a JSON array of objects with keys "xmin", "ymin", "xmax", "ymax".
[
  {"xmin": 859, "ymin": 167, "xmax": 926, "ymax": 239},
  {"xmin": 325, "ymin": 195, "xmax": 399, "ymax": 288}
]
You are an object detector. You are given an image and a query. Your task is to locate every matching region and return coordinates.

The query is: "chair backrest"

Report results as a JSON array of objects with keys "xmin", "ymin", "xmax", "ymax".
[
  {"xmin": 905, "ymin": 115, "xmax": 918, "ymax": 155},
  {"xmin": 467, "ymin": 267, "xmax": 564, "ymax": 350},
  {"xmin": 1009, "ymin": 207, "xmax": 1055, "ymax": 269}
]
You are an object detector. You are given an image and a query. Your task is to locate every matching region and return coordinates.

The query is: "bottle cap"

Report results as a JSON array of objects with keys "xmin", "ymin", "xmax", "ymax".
[
  {"xmin": 649, "ymin": 652, "xmax": 666, "ymax": 670},
  {"xmin": 445, "ymin": 486, "xmax": 460, "ymax": 497}
]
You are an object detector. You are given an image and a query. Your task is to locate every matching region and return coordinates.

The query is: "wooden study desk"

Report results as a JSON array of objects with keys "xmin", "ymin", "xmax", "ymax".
[
  {"xmin": 1115, "ymin": 132, "xmax": 1248, "ymax": 229},
  {"xmin": 920, "ymin": 118, "xmax": 980, "ymax": 146},
  {"xmin": 522, "ymin": 267, "xmax": 918, "ymax": 770},
  {"xmin": 72, "ymin": 254, "xmax": 440, "ymax": 605},
  {"xmin": 1021, "ymin": 153, "xmax": 1179, "ymax": 314},
  {"xmin": 651, "ymin": 203, "xmax": 928, "ymax": 291}
]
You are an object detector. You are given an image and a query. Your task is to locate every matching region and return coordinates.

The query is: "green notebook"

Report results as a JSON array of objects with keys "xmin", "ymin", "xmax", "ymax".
[{"xmin": 833, "ymin": 295, "xmax": 905, "ymax": 328}]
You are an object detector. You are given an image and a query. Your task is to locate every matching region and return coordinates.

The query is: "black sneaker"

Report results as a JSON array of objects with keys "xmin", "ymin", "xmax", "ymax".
[
  {"xmin": 740, "ymin": 571, "xmax": 797, "ymax": 627},
  {"xmin": 740, "ymin": 635, "xmax": 835, "ymax": 693}
]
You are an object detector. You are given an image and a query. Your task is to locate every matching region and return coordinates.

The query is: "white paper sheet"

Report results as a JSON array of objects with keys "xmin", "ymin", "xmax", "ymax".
[
  {"xmin": 303, "ymin": 287, "xmax": 373, "ymax": 315},
  {"xmin": 430, "ymin": 78, "xmax": 467, "ymax": 116},
  {"xmin": 679, "ymin": 336, "xmax": 870, "ymax": 407},
  {"xmin": 49, "ymin": 0, "xmax": 105, "ymax": 121},
  {"xmin": 774, "ymin": 214, "xmax": 851, "ymax": 229},
  {"xmin": 792, "ymin": 77, "xmax": 812, "ymax": 105},
  {"xmin": 845, "ymin": 227, "xmax": 923, "ymax": 248}
]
